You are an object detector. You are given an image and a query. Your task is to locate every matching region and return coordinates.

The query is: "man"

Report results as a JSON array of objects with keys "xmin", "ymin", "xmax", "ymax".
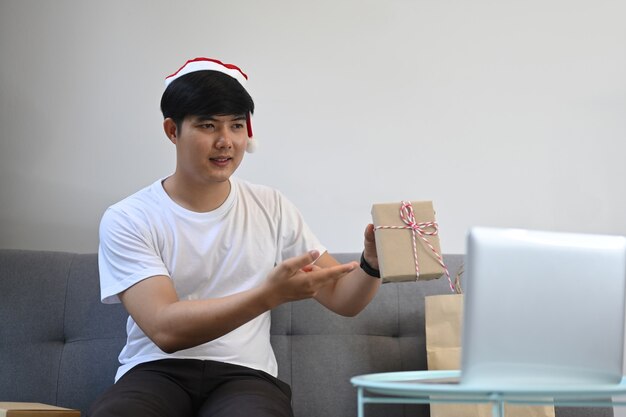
[{"xmin": 89, "ymin": 57, "xmax": 381, "ymax": 417}]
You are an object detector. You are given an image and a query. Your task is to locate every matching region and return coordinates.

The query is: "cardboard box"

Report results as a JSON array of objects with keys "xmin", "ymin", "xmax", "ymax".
[
  {"xmin": 0, "ymin": 403, "xmax": 80, "ymax": 417},
  {"xmin": 372, "ymin": 200, "xmax": 445, "ymax": 283}
]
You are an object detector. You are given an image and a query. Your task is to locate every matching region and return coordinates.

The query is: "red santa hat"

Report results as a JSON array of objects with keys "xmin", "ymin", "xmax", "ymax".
[{"xmin": 165, "ymin": 57, "xmax": 257, "ymax": 153}]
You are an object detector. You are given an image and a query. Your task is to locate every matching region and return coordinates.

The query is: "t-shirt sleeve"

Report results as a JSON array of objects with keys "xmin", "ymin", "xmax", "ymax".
[
  {"xmin": 275, "ymin": 192, "xmax": 327, "ymax": 264},
  {"xmin": 98, "ymin": 207, "xmax": 170, "ymax": 304}
]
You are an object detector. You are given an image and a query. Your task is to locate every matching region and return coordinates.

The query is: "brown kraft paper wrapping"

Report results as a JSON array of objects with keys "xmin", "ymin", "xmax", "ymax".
[
  {"xmin": 0, "ymin": 402, "xmax": 80, "ymax": 417},
  {"xmin": 371, "ymin": 201, "xmax": 444, "ymax": 283}
]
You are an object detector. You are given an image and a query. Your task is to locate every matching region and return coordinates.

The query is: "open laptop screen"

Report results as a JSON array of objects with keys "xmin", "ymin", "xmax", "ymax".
[{"xmin": 460, "ymin": 227, "xmax": 626, "ymax": 388}]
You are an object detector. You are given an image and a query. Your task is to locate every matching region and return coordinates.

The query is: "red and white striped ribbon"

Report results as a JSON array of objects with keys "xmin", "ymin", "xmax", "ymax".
[{"xmin": 375, "ymin": 201, "xmax": 454, "ymax": 292}]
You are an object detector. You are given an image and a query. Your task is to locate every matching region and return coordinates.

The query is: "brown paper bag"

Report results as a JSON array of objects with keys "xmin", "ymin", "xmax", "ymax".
[
  {"xmin": 425, "ymin": 293, "xmax": 555, "ymax": 417},
  {"xmin": 0, "ymin": 402, "xmax": 80, "ymax": 416},
  {"xmin": 372, "ymin": 200, "xmax": 445, "ymax": 282}
]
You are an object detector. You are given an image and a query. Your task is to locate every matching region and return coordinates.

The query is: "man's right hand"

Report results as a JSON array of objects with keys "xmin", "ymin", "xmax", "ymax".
[{"xmin": 262, "ymin": 250, "xmax": 357, "ymax": 308}]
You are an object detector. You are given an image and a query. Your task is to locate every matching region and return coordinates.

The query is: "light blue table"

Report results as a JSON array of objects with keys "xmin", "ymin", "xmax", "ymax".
[{"xmin": 351, "ymin": 370, "xmax": 626, "ymax": 417}]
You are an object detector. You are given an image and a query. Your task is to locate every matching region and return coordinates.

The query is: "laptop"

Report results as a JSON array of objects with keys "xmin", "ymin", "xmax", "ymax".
[{"xmin": 460, "ymin": 226, "xmax": 626, "ymax": 388}]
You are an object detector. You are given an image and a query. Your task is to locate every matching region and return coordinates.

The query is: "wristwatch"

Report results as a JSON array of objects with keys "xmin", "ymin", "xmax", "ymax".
[{"xmin": 360, "ymin": 252, "xmax": 381, "ymax": 278}]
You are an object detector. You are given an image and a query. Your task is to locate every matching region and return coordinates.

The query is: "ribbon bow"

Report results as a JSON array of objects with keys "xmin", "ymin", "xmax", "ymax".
[{"xmin": 375, "ymin": 201, "xmax": 456, "ymax": 292}]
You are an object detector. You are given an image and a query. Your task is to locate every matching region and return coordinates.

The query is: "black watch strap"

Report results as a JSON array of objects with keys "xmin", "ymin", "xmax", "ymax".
[{"xmin": 360, "ymin": 252, "xmax": 381, "ymax": 279}]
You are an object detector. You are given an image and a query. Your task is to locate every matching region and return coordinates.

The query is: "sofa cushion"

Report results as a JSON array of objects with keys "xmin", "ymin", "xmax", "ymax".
[{"xmin": 0, "ymin": 250, "xmax": 127, "ymax": 412}]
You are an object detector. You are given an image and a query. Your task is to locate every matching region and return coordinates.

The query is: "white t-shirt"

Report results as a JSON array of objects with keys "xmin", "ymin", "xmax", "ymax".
[{"xmin": 98, "ymin": 177, "xmax": 325, "ymax": 381}]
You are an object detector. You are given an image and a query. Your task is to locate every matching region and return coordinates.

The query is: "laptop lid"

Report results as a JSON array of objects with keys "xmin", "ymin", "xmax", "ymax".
[{"xmin": 460, "ymin": 227, "xmax": 626, "ymax": 388}]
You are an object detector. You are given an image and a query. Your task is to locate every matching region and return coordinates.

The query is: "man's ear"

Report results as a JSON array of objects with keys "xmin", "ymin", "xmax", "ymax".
[{"xmin": 163, "ymin": 118, "xmax": 178, "ymax": 144}]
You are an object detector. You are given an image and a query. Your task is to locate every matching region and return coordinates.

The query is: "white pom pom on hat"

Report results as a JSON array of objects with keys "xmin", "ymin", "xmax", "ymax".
[{"xmin": 165, "ymin": 57, "xmax": 258, "ymax": 153}]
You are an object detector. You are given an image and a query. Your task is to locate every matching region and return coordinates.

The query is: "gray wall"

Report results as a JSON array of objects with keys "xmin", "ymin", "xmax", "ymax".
[{"xmin": 1, "ymin": 0, "xmax": 625, "ymax": 255}]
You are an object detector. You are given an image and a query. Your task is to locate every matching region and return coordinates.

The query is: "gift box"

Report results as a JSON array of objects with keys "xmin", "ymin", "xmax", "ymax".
[
  {"xmin": 371, "ymin": 200, "xmax": 446, "ymax": 283},
  {"xmin": 0, "ymin": 403, "xmax": 80, "ymax": 417}
]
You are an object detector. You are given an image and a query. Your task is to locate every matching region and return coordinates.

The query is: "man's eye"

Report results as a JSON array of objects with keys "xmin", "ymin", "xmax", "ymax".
[
  {"xmin": 199, "ymin": 124, "xmax": 215, "ymax": 129},
  {"xmin": 232, "ymin": 123, "xmax": 244, "ymax": 129}
]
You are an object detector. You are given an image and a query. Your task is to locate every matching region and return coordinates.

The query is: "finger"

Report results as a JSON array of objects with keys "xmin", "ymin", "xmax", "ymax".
[
  {"xmin": 299, "ymin": 262, "xmax": 358, "ymax": 299},
  {"xmin": 364, "ymin": 224, "xmax": 377, "ymax": 254},
  {"xmin": 280, "ymin": 250, "xmax": 320, "ymax": 275},
  {"xmin": 364, "ymin": 224, "xmax": 376, "ymax": 244},
  {"xmin": 363, "ymin": 224, "xmax": 379, "ymax": 269},
  {"xmin": 311, "ymin": 262, "xmax": 357, "ymax": 282},
  {"xmin": 301, "ymin": 264, "xmax": 322, "ymax": 273}
]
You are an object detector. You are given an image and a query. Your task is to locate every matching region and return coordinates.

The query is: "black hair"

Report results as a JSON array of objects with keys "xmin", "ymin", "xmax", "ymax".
[{"xmin": 160, "ymin": 70, "xmax": 255, "ymax": 130}]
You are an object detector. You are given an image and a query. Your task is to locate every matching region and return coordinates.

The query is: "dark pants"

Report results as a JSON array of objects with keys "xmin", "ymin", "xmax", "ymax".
[{"xmin": 87, "ymin": 359, "xmax": 294, "ymax": 417}]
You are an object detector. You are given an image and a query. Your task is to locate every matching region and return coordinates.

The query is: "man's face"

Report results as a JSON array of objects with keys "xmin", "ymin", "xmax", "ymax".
[{"xmin": 172, "ymin": 114, "xmax": 248, "ymax": 186}]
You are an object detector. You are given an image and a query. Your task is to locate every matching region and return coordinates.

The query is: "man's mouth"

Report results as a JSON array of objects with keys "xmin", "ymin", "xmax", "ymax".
[{"xmin": 210, "ymin": 156, "xmax": 232, "ymax": 166}]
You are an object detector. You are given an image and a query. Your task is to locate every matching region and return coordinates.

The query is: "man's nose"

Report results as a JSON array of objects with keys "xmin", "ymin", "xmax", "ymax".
[{"xmin": 215, "ymin": 127, "xmax": 233, "ymax": 148}]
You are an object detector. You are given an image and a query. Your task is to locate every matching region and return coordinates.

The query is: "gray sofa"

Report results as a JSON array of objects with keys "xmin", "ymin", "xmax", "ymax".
[{"xmin": 0, "ymin": 250, "xmax": 613, "ymax": 417}]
